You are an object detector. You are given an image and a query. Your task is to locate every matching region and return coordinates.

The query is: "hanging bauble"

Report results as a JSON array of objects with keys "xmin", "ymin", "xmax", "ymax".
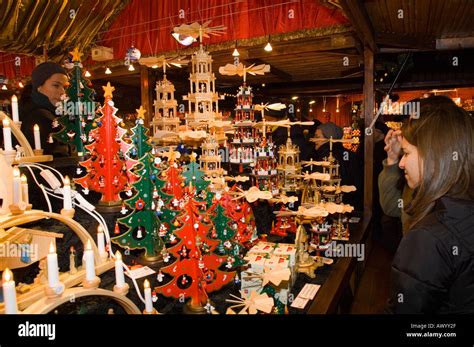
[
  {"xmin": 114, "ymin": 222, "xmax": 121, "ymax": 235},
  {"xmin": 176, "ymin": 143, "xmax": 187, "ymax": 154},
  {"xmin": 125, "ymin": 46, "xmax": 141, "ymax": 64},
  {"xmin": 135, "ymin": 198, "xmax": 145, "ymax": 210}
]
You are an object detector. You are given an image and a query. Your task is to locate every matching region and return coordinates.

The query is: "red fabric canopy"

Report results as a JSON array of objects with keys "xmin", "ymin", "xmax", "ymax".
[
  {"xmin": 0, "ymin": 52, "xmax": 36, "ymax": 80},
  {"xmin": 97, "ymin": 0, "xmax": 348, "ymax": 60}
]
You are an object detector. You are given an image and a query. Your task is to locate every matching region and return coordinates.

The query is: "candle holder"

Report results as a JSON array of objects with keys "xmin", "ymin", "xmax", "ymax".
[
  {"xmin": 82, "ymin": 276, "xmax": 101, "ymax": 289},
  {"xmin": 142, "ymin": 307, "xmax": 159, "ymax": 315},
  {"xmin": 33, "ymin": 149, "xmax": 44, "ymax": 156},
  {"xmin": 9, "ymin": 204, "xmax": 25, "ymax": 215},
  {"xmin": 60, "ymin": 208, "xmax": 75, "ymax": 218},
  {"xmin": 44, "ymin": 282, "xmax": 65, "ymax": 299},
  {"xmin": 2, "ymin": 149, "xmax": 16, "ymax": 166},
  {"xmin": 113, "ymin": 283, "xmax": 129, "ymax": 295},
  {"xmin": 99, "ymin": 252, "xmax": 109, "ymax": 263}
]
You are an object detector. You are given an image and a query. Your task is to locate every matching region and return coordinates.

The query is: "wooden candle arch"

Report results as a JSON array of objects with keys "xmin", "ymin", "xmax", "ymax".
[
  {"xmin": 21, "ymin": 287, "xmax": 141, "ymax": 314},
  {"xmin": 0, "ymin": 112, "xmax": 53, "ymax": 163}
]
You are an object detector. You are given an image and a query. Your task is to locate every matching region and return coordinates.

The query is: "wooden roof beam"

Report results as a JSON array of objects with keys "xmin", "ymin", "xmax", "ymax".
[
  {"xmin": 376, "ymin": 32, "xmax": 435, "ymax": 50},
  {"xmin": 339, "ymin": 0, "xmax": 377, "ymax": 52}
]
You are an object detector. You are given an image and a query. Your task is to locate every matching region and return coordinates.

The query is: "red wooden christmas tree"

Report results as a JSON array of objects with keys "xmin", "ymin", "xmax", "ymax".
[
  {"xmin": 217, "ymin": 185, "xmax": 257, "ymax": 245},
  {"xmin": 161, "ymin": 148, "xmax": 185, "ymax": 201},
  {"xmin": 155, "ymin": 188, "xmax": 235, "ymax": 312},
  {"xmin": 75, "ymin": 82, "xmax": 131, "ymax": 207}
]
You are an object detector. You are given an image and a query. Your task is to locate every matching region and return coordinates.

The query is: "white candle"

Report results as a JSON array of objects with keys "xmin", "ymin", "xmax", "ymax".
[
  {"xmin": 63, "ymin": 176, "xmax": 72, "ymax": 210},
  {"xmin": 33, "ymin": 124, "xmax": 41, "ymax": 150},
  {"xmin": 11, "ymin": 95, "xmax": 19, "ymax": 123},
  {"xmin": 144, "ymin": 279, "xmax": 153, "ymax": 313},
  {"xmin": 96, "ymin": 225, "xmax": 106, "ymax": 256},
  {"xmin": 2, "ymin": 119, "xmax": 13, "ymax": 151},
  {"xmin": 2, "ymin": 268, "xmax": 18, "ymax": 314},
  {"xmin": 12, "ymin": 167, "xmax": 21, "ymax": 205},
  {"xmin": 47, "ymin": 242, "xmax": 60, "ymax": 288},
  {"xmin": 84, "ymin": 239, "xmax": 96, "ymax": 281},
  {"xmin": 21, "ymin": 174, "xmax": 29, "ymax": 205},
  {"xmin": 114, "ymin": 251, "xmax": 125, "ymax": 288}
]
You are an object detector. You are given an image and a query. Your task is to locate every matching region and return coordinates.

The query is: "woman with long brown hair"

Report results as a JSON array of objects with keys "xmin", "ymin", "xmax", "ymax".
[{"xmin": 387, "ymin": 96, "xmax": 474, "ymax": 313}]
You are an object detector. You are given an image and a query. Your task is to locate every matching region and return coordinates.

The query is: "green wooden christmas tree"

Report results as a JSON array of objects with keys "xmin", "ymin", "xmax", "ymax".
[
  {"xmin": 53, "ymin": 48, "xmax": 96, "ymax": 155},
  {"xmin": 212, "ymin": 203, "xmax": 245, "ymax": 269},
  {"xmin": 112, "ymin": 107, "xmax": 171, "ymax": 259},
  {"xmin": 182, "ymin": 153, "xmax": 214, "ymax": 208}
]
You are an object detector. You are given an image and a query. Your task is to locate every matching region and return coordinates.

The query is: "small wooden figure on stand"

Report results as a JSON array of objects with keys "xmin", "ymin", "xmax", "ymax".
[{"xmin": 69, "ymin": 246, "xmax": 77, "ymax": 274}]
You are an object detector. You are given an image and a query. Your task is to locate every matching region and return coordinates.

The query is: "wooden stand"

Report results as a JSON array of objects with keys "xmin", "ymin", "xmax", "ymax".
[
  {"xmin": 8, "ymin": 204, "xmax": 25, "ymax": 215},
  {"xmin": 184, "ymin": 301, "xmax": 208, "ymax": 314},
  {"xmin": 60, "ymin": 208, "xmax": 75, "ymax": 219},
  {"xmin": 82, "ymin": 276, "xmax": 101, "ymax": 289},
  {"xmin": 297, "ymin": 257, "xmax": 319, "ymax": 278},
  {"xmin": 139, "ymin": 252, "xmax": 163, "ymax": 266},
  {"xmin": 44, "ymin": 282, "xmax": 65, "ymax": 299},
  {"xmin": 143, "ymin": 307, "xmax": 159, "ymax": 315},
  {"xmin": 96, "ymin": 200, "xmax": 122, "ymax": 213}
]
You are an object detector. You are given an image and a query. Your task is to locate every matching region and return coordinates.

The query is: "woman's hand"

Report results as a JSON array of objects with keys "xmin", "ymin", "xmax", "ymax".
[{"xmin": 384, "ymin": 129, "xmax": 403, "ymax": 165}]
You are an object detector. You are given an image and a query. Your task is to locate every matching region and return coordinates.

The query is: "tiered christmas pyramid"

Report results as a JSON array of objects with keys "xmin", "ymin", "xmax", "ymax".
[{"xmin": 229, "ymin": 83, "xmax": 258, "ymax": 173}]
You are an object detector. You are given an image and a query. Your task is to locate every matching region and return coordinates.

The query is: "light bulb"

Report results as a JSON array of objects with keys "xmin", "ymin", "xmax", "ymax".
[
  {"xmin": 232, "ymin": 48, "xmax": 240, "ymax": 57},
  {"xmin": 128, "ymin": 64, "xmax": 135, "ymax": 71},
  {"xmin": 105, "ymin": 67, "xmax": 112, "ymax": 74},
  {"xmin": 84, "ymin": 70, "xmax": 91, "ymax": 77},
  {"xmin": 264, "ymin": 42, "xmax": 272, "ymax": 52}
]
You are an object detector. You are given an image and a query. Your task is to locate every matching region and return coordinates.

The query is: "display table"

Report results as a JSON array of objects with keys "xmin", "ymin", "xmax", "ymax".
[{"xmin": 9, "ymin": 203, "xmax": 369, "ymax": 314}]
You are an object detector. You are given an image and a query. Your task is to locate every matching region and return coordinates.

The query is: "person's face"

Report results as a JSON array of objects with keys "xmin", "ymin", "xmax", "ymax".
[
  {"xmin": 399, "ymin": 137, "xmax": 422, "ymax": 189},
  {"xmin": 37, "ymin": 73, "xmax": 68, "ymax": 106}
]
